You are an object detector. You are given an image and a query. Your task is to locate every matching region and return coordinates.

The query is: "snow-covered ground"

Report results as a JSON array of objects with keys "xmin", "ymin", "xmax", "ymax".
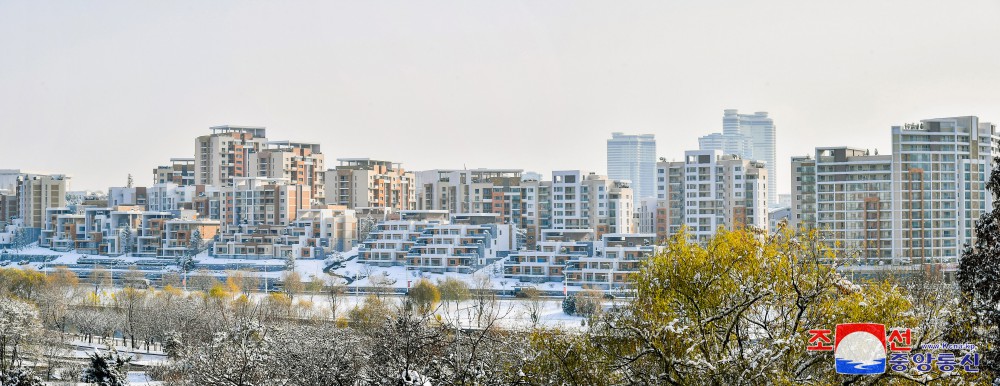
[
  {"xmin": 2, "ymin": 244, "xmax": 603, "ymax": 329},
  {"xmin": 331, "ymin": 253, "xmax": 583, "ymax": 293},
  {"xmin": 2, "ymin": 244, "xmax": 586, "ymax": 294}
]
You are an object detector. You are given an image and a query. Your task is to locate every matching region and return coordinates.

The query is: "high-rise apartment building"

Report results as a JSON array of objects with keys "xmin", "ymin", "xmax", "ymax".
[
  {"xmin": 415, "ymin": 168, "xmax": 524, "ymax": 226},
  {"xmin": 699, "ymin": 110, "xmax": 777, "ymax": 205},
  {"xmin": 0, "ymin": 192, "xmax": 18, "ymax": 226},
  {"xmin": 790, "ymin": 116, "xmax": 999, "ymax": 265},
  {"xmin": 221, "ymin": 177, "xmax": 311, "ymax": 227},
  {"xmin": 195, "ymin": 125, "xmax": 268, "ymax": 187},
  {"xmin": 249, "ymin": 141, "xmax": 326, "ymax": 202},
  {"xmin": 814, "ymin": 147, "xmax": 892, "ymax": 260},
  {"xmin": 325, "ymin": 159, "xmax": 416, "ymax": 211},
  {"xmin": 789, "ymin": 156, "xmax": 816, "ymax": 230},
  {"xmin": 17, "ymin": 174, "xmax": 70, "ymax": 229},
  {"xmin": 654, "ymin": 159, "xmax": 685, "ymax": 241},
  {"xmin": 520, "ymin": 177, "xmax": 551, "ymax": 248},
  {"xmin": 891, "ymin": 116, "xmax": 998, "ymax": 263},
  {"xmin": 676, "ymin": 150, "xmax": 768, "ymax": 241},
  {"xmin": 607, "ymin": 132, "xmax": 656, "ymax": 205},
  {"xmin": 521, "ymin": 171, "xmax": 634, "ymax": 248},
  {"xmin": 555, "ymin": 171, "xmax": 634, "ymax": 234}
]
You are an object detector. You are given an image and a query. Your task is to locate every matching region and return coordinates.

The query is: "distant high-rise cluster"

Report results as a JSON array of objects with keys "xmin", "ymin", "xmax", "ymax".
[
  {"xmin": 699, "ymin": 110, "xmax": 777, "ymax": 205},
  {"xmin": 0, "ymin": 112, "xmax": 995, "ymax": 290}
]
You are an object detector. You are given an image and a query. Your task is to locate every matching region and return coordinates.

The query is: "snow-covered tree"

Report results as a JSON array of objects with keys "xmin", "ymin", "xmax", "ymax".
[
  {"xmin": 517, "ymin": 287, "xmax": 544, "ymax": 327},
  {"xmin": 0, "ymin": 296, "xmax": 41, "ymax": 373},
  {"xmin": 0, "ymin": 366, "xmax": 44, "ymax": 386},
  {"xmin": 11, "ymin": 228, "xmax": 29, "ymax": 252},
  {"xmin": 183, "ymin": 320, "xmax": 277, "ymax": 386},
  {"xmin": 271, "ymin": 325, "xmax": 364, "ymax": 385},
  {"xmin": 357, "ymin": 215, "xmax": 377, "ymax": 243},
  {"xmin": 956, "ymin": 157, "xmax": 1000, "ymax": 379},
  {"xmin": 188, "ymin": 228, "xmax": 204, "ymax": 256},
  {"xmin": 81, "ymin": 350, "xmax": 130, "ymax": 386},
  {"xmin": 117, "ymin": 226, "xmax": 133, "ymax": 257}
]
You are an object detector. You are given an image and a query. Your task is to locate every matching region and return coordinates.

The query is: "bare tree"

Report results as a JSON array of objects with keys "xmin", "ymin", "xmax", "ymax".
[
  {"xmin": 368, "ymin": 272, "xmax": 394, "ymax": 300},
  {"xmin": 324, "ymin": 278, "xmax": 347, "ymax": 320},
  {"xmin": 518, "ymin": 286, "xmax": 545, "ymax": 327},
  {"xmin": 470, "ymin": 274, "xmax": 498, "ymax": 328}
]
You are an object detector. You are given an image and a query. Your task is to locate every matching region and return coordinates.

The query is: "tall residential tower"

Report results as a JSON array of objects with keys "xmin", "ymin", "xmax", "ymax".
[{"xmin": 607, "ymin": 132, "xmax": 656, "ymax": 205}]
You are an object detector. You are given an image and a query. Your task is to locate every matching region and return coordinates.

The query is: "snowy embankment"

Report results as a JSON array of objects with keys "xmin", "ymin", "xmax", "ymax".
[{"xmin": 4, "ymin": 245, "xmax": 599, "ymax": 329}]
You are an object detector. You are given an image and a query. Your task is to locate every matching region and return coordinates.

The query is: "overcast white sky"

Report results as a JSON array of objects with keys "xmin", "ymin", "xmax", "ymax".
[{"xmin": 1, "ymin": 1, "xmax": 999, "ymax": 192}]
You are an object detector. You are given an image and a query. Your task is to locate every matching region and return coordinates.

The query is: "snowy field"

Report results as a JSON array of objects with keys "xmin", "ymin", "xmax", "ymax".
[
  {"xmin": 1, "ymin": 244, "xmax": 602, "ymax": 330},
  {"xmin": 1, "ymin": 244, "xmax": 589, "ymax": 295}
]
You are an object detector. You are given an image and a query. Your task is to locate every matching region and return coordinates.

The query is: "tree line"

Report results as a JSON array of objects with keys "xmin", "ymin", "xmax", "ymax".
[{"xmin": 0, "ymin": 221, "xmax": 998, "ymax": 384}]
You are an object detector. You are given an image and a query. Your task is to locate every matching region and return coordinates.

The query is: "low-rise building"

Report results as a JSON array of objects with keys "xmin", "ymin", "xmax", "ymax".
[
  {"xmin": 405, "ymin": 213, "xmax": 517, "ymax": 273},
  {"xmin": 357, "ymin": 210, "xmax": 448, "ymax": 266},
  {"xmin": 153, "ymin": 158, "xmax": 196, "ymax": 186},
  {"xmin": 161, "ymin": 218, "xmax": 220, "ymax": 258},
  {"xmin": 39, "ymin": 207, "xmax": 72, "ymax": 248},
  {"xmin": 564, "ymin": 233, "xmax": 661, "ymax": 291},
  {"xmin": 504, "ymin": 229, "xmax": 595, "ymax": 283},
  {"xmin": 51, "ymin": 213, "xmax": 85, "ymax": 251}
]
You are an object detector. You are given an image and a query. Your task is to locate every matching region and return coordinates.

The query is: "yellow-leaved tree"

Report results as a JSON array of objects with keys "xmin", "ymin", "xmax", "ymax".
[{"xmin": 525, "ymin": 226, "xmax": 943, "ymax": 385}]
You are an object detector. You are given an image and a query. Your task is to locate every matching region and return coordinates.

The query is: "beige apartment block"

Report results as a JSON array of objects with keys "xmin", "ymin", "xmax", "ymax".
[
  {"xmin": 18, "ymin": 174, "xmax": 69, "ymax": 229},
  {"xmin": 195, "ymin": 125, "xmax": 268, "ymax": 187},
  {"xmin": 249, "ymin": 141, "xmax": 325, "ymax": 202},
  {"xmin": 326, "ymin": 158, "xmax": 416, "ymax": 211}
]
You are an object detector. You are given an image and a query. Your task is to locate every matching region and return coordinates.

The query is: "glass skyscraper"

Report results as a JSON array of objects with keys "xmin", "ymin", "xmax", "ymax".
[
  {"xmin": 698, "ymin": 109, "xmax": 777, "ymax": 205},
  {"xmin": 607, "ymin": 132, "xmax": 656, "ymax": 205}
]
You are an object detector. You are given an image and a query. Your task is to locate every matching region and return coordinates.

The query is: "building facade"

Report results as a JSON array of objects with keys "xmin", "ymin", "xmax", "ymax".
[
  {"xmin": 221, "ymin": 177, "xmax": 311, "ymax": 227},
  {"xmin": 415, "ymin": 169, "xmax": 524, "ymax": 226},
  {"xmin": 607, "ymin": 132, "xmax": 656, "ymax": 205},
  {"xmin": 18, "ymin": 174, "xmax": 70, "ymax": 230},
  {"xmin": 676, "ymin": 150, "xmax": 769, "ymax": 242},
  {"xmin": 326, "ymin": 159, "xmax": 416, "ymax": 210},
  {"xmin": 249, "ymin": 141, "xmax": 325, "ymax": 202},
  {"xmin": 195, "ymin": 125, "xmax": 268, "ymax": 187},
  {"xmin": 790, "ymin": 155, "xmax": 816, "ymax": 230},
  {"xmin": 891, "ymin": 116, "xmax": 998, "ymax": 263},
  {"xmin": 813, "ymin": 147, "xmax": 893, "ymax": 261},
  {"xmin": 153, "ymin": 158, "xmax": 196, "ymax": 186},
  {"xmin": 357, "ymin": 210, "xmax": 449, "ymax": 266},
  {"xmin": 699, "ymin": 109, "xmax": 777, "ymax": 205},
  {"xmin": 789, "ymin": 115, "xmax": 999, "ymax": 265}
]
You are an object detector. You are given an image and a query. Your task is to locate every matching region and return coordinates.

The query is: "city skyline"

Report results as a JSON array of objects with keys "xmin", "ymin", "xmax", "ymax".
[{"xmin": 2, "ymin": 1, "xmax": 999, "ymax": 193}]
